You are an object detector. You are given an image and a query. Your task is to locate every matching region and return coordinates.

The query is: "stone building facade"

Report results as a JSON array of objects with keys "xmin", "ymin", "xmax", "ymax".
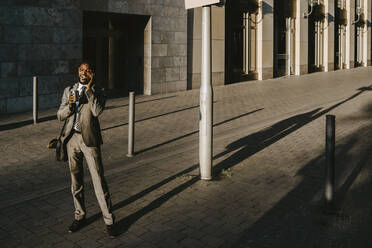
[
  {"xmin": 188, "ymin": 0, "xmax": 371, "ymax": 87},
  {"xmin": 0, "ymin": 0, "xmax": 187, "ymax": 113},
  {"xmin": 0, "ymin": 0, "xmax": 371, "ymax": 114}
]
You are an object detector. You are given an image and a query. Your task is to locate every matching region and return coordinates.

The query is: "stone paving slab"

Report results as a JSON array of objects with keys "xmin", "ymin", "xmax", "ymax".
[{"xmin": 1, "ymin": 67, "xmax": 372, "ymax": 247}]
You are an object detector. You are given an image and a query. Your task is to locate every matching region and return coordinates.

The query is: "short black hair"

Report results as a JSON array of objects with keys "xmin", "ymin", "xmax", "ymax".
[{"xmin": 79, "ymin": 61, "xmax": 96, "ymax": 71}]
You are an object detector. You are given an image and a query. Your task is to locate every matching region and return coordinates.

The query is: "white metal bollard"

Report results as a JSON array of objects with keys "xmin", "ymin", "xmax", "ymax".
[
  {"xmin": 127, "ymin": 91, "xmax": 135, "ymax": 157},
  {"xmin": 33, "ymin": 76, "xmax": 38, "ymax": 124}
]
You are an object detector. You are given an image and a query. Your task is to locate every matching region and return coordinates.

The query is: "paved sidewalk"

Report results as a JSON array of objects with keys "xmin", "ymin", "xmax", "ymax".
[{"xmin": 1, "ymin": 67, "xmax": 372, "ymax": 247}]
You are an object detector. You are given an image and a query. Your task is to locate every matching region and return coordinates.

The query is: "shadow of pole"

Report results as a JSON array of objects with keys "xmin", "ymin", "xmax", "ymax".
[
  {"xmin": 85, "ymin": 108, "xmax": 264, "ymax": 226},
  {"xmin": 87, "ymin": 86, "xmax": 370, "ymax": 236},
  {"xmin": 213, "ymin": 87, "xmax": 370, "ymax": 175},
  {"xmin": 232, "ymin": 132, "xmax": 362, "ymax": 247},
  {"xmin": 115, "ymin": 176, "xmax": 200, "ymax": 235},
  {"xmin": 0, "ymin": 95, "xmax": 178, "ymax": 132},
  {"xmin": 336, "ymin": 139, "xmax": 372, "ymax": 206},
  {"xmin": 104, "ymin": 95, "xmax": 177, "ymax": 110},
  {"xmin": 233, "ymin": 121, "xmax": 372, "ymax": 247},
  {"xmin": 102, "ymin": 104, "xmax": 201, "ymax": 131},
  {"xmin": 0, "ymin": 115, "xmax": 57, "ymax": 132},
  {"xmin": 135, "ymin": 108, "xmax": 264, "ymax": 154}
]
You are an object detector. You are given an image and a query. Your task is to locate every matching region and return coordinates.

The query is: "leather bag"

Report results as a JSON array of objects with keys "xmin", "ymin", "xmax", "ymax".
[
  {"xmin": 56, "ymin": 120, "xmax": 68, "ymax": 161},
  {"xmin": 48, "ymin": 119, "xmax": 68, "ymax": 162},
  {"xmin": 48, "ymin": 85, "xmax": 73, "ymax": 162}
]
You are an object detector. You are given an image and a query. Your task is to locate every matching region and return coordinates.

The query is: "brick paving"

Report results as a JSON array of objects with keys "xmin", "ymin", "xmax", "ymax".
[{"xmin": 1, "ymin": 67, "xmax": 372, "ymax": 247}]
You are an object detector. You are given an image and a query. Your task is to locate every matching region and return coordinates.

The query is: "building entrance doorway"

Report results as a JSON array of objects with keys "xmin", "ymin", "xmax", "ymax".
[
  {"xmin": 83, "ymin": 11, "xmax": 150, "ymax": 97},
  {"xmin": 354, "ymin": 0, "xmax": 366, "ymax": 67},
  {"xmin": 308, "ymin": 1, "xmax": 326, "ymax": 73},
  {"xmin": 225, "ymin": 0, "xmax": 259, "ymax": 84},
  {"xmin": 274, "ymin": 0, "xmax": 296, "ymax": 78},
  {"xmin": 335, "ymin": 0, "xmax": 347, "ymax": 70}
]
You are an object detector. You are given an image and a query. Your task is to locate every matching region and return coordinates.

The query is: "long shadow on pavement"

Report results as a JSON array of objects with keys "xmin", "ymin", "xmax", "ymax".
[
  {"xmin": 0, "ymin": 115, "xmax": 57, "ymax": 131},
  {"xmin": 102, "ymin": 101, "xmax": 218, "ymax": 132},
  {"xmin": 211, "ymin": 86, "xmax": 371, "ymax": 174},
  {"xmin": 0, "ymin": 95, "xmax": 177, "ymax": 132},
  {"xmin": 102, "ymin": 104, "xmax": 201, "ymax": 131},
  {"xmin": 135, "ymin": 107, "xmax": 264, "ymax": 154},
  {"xmin": 233, "ymin": 119, "xmax": 372, "ymax": 248},
  {"xmin": 104, "ymin": 95, "xmax": 176, "ymax": 110},
  {"xmin": 84, "ymin": 108, "xmax": 263, "ymax": 226},
  {"xmin": 88, "ymin": 86, "xmax": 371, "ymax": 237}
]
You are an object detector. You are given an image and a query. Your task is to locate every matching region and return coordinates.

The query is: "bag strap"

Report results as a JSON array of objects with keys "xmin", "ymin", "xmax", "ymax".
[
  {"xmin": 58, "ymin": 120, "xmax": 68, "ymax": 139},
  {"xmin": 58, "ymin": 85, "xmax": 74, "ymax": 139}
]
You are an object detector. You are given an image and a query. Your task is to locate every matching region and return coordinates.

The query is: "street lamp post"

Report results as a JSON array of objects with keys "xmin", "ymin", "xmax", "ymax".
[{"xmin": 199, "ymin": 5, "xmax": 213, "ymax": 180}]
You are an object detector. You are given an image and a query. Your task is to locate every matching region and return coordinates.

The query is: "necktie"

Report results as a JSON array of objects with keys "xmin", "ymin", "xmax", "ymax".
[
  {"xmin": 79, "ymin": 87, "xmax": 87, "ymax": 104},
  {"xmin": 73, "ymin": 89, "xmax": 82, "ymax": 132}
]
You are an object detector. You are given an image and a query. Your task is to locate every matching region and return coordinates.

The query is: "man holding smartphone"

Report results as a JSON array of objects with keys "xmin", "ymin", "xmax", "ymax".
[{"xmin": 57, "ymin": 62, "xmax": 115, "ymax": 237}]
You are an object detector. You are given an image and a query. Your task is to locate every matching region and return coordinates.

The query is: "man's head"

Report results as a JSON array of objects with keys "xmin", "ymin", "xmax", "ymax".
[{"xmin": 78, "ymin": 62, "xmax": 94, "ymax": 84}]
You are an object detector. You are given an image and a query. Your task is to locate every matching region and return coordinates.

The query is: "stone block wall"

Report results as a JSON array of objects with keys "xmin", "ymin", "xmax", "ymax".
[
  {"xmin": 0, "ymin": 0, "xmax": 82, "ymax": 114},
  {"xmin": 0, "ymin": 0, "xmax": 188, "ymax": 113}
]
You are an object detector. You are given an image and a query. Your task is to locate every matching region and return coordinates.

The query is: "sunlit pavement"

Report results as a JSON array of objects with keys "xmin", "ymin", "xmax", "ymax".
[{"xmin": 1, "ymin": 67, "xmax": 372, "ymax": 247}]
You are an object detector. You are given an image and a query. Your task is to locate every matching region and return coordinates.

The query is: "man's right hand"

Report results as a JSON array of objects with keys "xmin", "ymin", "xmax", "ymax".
[{"xmin": 69, "ymin": 93, "xmax": 77, "ymax": 109}]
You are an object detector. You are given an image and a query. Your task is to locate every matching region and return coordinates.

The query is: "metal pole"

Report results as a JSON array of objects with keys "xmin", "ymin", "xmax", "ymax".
[
  {"xmin": 316, "ymin": 22, "xmax": 320, "ymax": 67},
  {"xmin": 360, "ymin": 27, "xmax": 363, "ymax": 64},
  {"xmin": 247, "ymin": 12, "xmax": 251, "ymax": 73},
  {"xmin": 127, "ymin": 91, "xmax": 135, "ymax": 157},
  {"xmin": 356, "ymin": 27, "xmax": 359, "ymax": 63},
  {"xmin": 33, "ymin": 76, "xmax": 38, "ymax": 124},
  {"xmin": 243, "ymin": 13, "xmax": 247, "ymax": 73},
  {"xmin": 200, "ymin": 5, "xmax": 213, "ymax": 180},
  {"xmin": 286, "ymin": 18, "xmax": 291, "ymax": 76},
  {"xmin": 325, "ymin": 115, "xmax": 335, "ymax": 208},
  {"xmin": 343, "ymin": 27, "xmax": 346, "ymax": 68},
  {"xmin": 359, "ymin": 28, "xmax": 362, "ymax": 64},
  {"xmin": 339, "ymin": 27, "xmax": 342, "ymax": 69},
  {"xmin": 320, "ymin": 22, "xmax": 323, "ymax": 68}
]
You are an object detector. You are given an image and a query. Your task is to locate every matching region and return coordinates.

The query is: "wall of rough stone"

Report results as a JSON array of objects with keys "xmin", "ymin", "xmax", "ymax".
[
  {"xmin": 0, "ymin": 0, "xmax": 188, "ymax": 114},
  {"xmin": 0, "ymin": 0, "xmax": 82, "ymax": 114}
]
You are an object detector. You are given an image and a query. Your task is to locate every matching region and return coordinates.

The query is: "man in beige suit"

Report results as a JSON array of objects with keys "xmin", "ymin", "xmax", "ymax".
[{"xmin": 57, "ymin": 62, "xmax": 115, "ymax": 237}]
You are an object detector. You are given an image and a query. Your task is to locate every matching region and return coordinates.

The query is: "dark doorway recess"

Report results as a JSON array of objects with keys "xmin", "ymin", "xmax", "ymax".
[
  {"xmin": 354, "ymin": 0, "xmax": 366, "ymax": 68},
  {"xmin": 307, "ymin": 2, "xmax": 326, "ymax": 73},
  {"xmin": 225, "ymin": 0, "xmax": 259, "ymax": 84},
  {"xmin": 83, "ymin": 11, "xmax": 150, "ymax": 98},
  {"xmin": 334, "ymin": 0, "xmax": 348, "ymax": 70},
  {"xmin": 273, "ymin": 0, "xmax": 296, "ymax": 78}
]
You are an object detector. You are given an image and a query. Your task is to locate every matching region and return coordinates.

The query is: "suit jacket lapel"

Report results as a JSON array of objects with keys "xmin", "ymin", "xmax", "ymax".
[
  {"xmin": 72, "ymin": 82, "xmax": 79, "ymax": 91},
  {"xmin": 78, "ymin": 102, "xmax": 84, "ymax": 112}
]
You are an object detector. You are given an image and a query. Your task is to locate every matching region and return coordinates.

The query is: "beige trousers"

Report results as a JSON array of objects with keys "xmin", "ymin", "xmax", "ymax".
[{"xmin": 66, "ymin": 132, "xmax": 114, "ymax": 225}]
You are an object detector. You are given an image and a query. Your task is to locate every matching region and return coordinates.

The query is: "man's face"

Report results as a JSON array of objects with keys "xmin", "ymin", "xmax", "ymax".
[{"xmin": 78, "ymin": 63, "xmax": 93, "ymax": 84}]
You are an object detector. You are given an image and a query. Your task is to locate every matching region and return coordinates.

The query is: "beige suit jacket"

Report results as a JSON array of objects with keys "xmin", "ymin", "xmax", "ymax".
[{"xmin": 57, "ymin": 82, "xmax": 106, "ymax": 147}]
